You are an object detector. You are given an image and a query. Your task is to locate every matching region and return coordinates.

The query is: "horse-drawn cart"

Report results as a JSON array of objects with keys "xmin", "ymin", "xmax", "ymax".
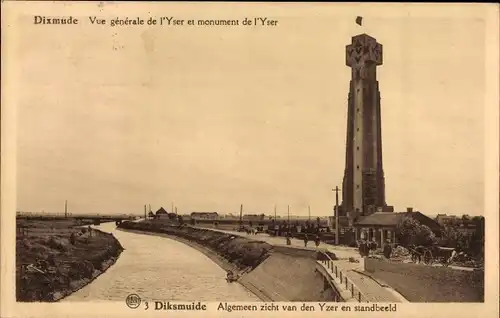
[{"xmin": 408, "ymin": 245, "xmax": 457, "ymax": 266}]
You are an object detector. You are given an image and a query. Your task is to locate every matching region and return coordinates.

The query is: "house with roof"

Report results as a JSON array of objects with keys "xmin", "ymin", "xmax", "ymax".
[
  {"xmin": 352, "ymin": 207, "xmax": 442, "ymax": 248},
  {"xmin": 156, "ymin": 207, "xmax": 168, "ymax": 215},
  {"xmin": 435, "ymin": 214, "xmax": 459, "ymax": 226},
  {"xmin": 190, "ymin": 212, "xmax": 219, "ymax": 220},
  {"xmin": 155, "ymin": 207, "xmax": 177, "ymax": 220}
]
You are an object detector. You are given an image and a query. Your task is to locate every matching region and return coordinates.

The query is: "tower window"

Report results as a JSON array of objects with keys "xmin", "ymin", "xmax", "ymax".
[
  {"xmin": 357, "ymin": 128, "xmax": 359, "ymax": 132},
  {"xmin": 357, "ymin": 108, "xmax": 360, "ymax": 112},
  {"xmin": 356, "ymin": 146, "xmax": 359, "ymax": 151},
  {"xmin": 357, "ymin": 165, "xmax": 359, "ymax": 170},
  {"xmin": 356, "ymin": 185, "xmax": 360, "ymax": 189}
]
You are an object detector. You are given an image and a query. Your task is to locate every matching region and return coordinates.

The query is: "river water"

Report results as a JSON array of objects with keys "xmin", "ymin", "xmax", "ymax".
[{"xmin": 63, "ymin": 222, "xmax": 259, "ymax": 302}]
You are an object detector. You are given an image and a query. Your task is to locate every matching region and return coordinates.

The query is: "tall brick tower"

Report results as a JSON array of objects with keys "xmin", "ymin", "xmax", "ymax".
[{"xmin": 340, "ymin": 34, "xmax": 393, "ymax": 224}]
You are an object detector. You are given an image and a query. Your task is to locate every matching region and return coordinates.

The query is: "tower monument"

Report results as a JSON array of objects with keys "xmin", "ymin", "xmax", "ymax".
[{"xmin": 340, "ymin": 33, "xmax": 393, "ymax": 224}]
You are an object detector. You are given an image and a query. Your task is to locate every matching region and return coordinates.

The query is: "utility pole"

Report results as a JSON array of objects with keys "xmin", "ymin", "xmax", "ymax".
[
  {"xmin": 64, "ymin": 200, "xmax": 68, "ymax": 218},
  {"xmin": 333, "ymin": 186, "xmax": 341, "ymax": 245},
  {"xmin": 144, "ymin": 205, "xmax": 147, "ymax": 219},
  {"xmin": 175, "ymin": 206, "xmax": 178, "ymax": 215},
  {"xmin": 308, "ymin": 205, "xmax": 311, "ymax": 221},
  {"xmin": 287, "ymin": 205, "xmax": 290, "ymax": 226},
  {"xmin": 171, "ymin": 202, "xmax": 174, "ymax": 213},
  {"xmin": 239, "ymin": 204, "xmax": 243, "ymax": 229},
  {"xmin": 274, "ymin": 205, "xmax": 277, "ymax": 220}
]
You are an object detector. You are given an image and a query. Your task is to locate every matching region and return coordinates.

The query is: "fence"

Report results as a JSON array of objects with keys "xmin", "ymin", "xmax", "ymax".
[{"xmin": 318, "ymin": 252, "xmax": 368, "ymax": 302}]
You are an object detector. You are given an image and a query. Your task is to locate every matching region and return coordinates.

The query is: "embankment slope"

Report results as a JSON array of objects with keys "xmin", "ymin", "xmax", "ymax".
[{"xmin": 16, "ymin": 221, "xmax": 124, "ymax": 302}]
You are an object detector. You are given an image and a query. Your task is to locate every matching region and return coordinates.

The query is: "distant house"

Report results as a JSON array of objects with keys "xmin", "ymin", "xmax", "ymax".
[
  {"xmin": 156, "ymin": 207, "xmax": 177, "ymax": 220},
  {"xmin": 156, "ymin": 207, "xmax": 168, "ymax": 215},
  {"xmin": 243, "ymin": 214, "xmax": 265, "ymax": 220},
  {"xmin": 190, "ymin": 212, "xmax": 219, "ymax": 220},
  {"xmin": 353, "ymin": 208, "xmax": 442, "ymax": 247},
  {"xmin": 435, "ymin": 214, "xmax": 459, "ymax": 226}
]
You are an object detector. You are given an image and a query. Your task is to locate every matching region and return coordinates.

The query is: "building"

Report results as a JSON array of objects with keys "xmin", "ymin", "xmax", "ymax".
[
  {"xmin": 156, "ymin": 207, "xmax": 177, "ymax": 219},
  {"xmin": 156, "ymin": 207, "xmax": 168, "ymax": 215},
  {"xmin": 339, "ymin": 33, "xmax": 394, "ymax": 224},
  {"xmin": 435, "ymin": 214, "xmax": 459, "ymax": 226},
  {"xmin": 190, "ymin": 212, "xmax": 219, "ymax": 220},
  {"xmin": 352, "ymin": 208, "xmax": 442, "ymax": 248},
  {"xmin": 243, "ymin": 214, "xmax": 264, "ymax": 220}
]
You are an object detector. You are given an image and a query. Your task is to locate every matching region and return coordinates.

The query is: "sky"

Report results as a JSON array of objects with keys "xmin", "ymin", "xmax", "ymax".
[{"xmin": 10, "ymin": 3, "xmax": 489, "ymax": 217}]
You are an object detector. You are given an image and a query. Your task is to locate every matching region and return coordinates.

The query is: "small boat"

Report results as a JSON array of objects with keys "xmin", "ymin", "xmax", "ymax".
[{"xmin": 226, "ymin": 271, "xmax": 238, "ymax": 283}]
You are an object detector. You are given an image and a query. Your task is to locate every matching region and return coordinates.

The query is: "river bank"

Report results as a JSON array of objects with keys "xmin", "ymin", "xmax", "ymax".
[
  {"xmin": 118, "ymin": 221, "xmax": 338, "ymax": 301},
  {"xmin": 118, "ymin": 221, "xmax": 273, "ymax": 272},
  {"xmin": 16, "ymin": 219, "xmax": 124, "ymax": 302}
]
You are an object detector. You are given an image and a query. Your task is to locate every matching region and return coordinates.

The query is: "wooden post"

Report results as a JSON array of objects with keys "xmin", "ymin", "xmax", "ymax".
[{"xmin": 239, "ymin": 204, "xmax": 243, "ymax": 229}]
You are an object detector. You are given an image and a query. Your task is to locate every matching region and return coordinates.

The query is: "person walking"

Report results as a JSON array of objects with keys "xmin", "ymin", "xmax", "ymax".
[
  {"xmin": 383, "ymin": 239, "xmax": 392, "ymax": 259},
  {"xmin": 304, "ymin": 234, "xmax": 309, "ymax": 247},
  {"xmin": 315, "ymin": 234, "xmax": 321, "ymax": 248}
]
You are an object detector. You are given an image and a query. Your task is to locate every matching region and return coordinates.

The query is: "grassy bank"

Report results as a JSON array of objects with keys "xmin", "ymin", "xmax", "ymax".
[
  {"xmin": 16, "ymin": 219, "xmax": 124, "ymax": 302},
  {"xmin": 119, "ymin": 221, "xmax": 272, "ymax": 271}
]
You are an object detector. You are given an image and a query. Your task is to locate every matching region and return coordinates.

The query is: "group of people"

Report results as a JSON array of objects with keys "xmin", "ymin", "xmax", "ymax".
[
  {"xmin": 357, "ymin": 238, "xmax": 393, "ymax": 259},
  {"xmin": 284, "ymin": 233, "xmax": 321, "ymax": 248}
]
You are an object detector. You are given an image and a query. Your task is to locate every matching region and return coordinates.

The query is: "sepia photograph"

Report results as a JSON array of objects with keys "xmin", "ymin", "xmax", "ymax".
[{"xmin": 1, "ymin": 1, "xmax": 499, "ymax": 318}]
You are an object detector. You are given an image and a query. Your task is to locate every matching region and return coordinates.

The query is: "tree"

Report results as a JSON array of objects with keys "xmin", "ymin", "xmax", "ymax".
[
  {"xmin": 396, "ymin": 217, "xmax": 437, "ymax": 247},
  {"xmin": 439, "ymin": 226, "xmax": 468, "ymax": 250},
  {"xmin": 177, "ymin": 215, "xmax": 184, "ymax": 225}
]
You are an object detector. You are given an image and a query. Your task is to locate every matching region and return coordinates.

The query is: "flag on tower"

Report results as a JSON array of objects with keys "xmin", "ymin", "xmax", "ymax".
[{"xmin": 356, "ymin": 16, "xmax": 363, "ymax": 26}]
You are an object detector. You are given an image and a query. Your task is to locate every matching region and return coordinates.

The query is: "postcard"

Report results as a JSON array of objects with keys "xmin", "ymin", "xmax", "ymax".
[{"xmin": 1, "ymin": 1, "xmax": 498, "ymax": 317}]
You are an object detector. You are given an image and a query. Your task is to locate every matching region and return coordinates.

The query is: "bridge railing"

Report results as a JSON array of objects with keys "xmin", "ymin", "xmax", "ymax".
[{"xmin": 318, "ymin": 251, "xmax": 368, "ymax": 302}]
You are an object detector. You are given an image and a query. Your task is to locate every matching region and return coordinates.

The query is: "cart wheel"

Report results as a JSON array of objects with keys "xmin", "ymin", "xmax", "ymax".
[
  {"xmin": 442, "ymin": 258, "xmax": 451, "ymax": 267},
  {"xmin": 423, "ymin": 250, "xmax": 433, "ymax": 265},
  {"xmin": 411, "ymin": 253, "xmax": 418, "ymax": 263}
]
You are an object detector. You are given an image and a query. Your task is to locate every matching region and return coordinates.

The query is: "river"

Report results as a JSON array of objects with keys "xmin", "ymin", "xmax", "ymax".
[{"xmin": 63, "ymin": 222, "xmax": 260, "ymax": 302}]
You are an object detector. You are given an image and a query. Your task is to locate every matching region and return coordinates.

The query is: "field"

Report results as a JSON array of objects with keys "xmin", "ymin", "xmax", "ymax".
[{"xmin": 16, "ymin": 219, "xmax": 123, "ymax": 302}]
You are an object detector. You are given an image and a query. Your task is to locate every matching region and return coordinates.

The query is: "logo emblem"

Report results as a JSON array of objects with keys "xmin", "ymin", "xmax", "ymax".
[{"xmin": 126, "ymin": 293, "xmax": 141, "ymax": 309}]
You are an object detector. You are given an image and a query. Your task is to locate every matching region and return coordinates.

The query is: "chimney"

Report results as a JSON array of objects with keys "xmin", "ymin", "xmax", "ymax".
[{"xmin": 407, "ymin": 207, "xmax": 413, "ymax": 213}]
